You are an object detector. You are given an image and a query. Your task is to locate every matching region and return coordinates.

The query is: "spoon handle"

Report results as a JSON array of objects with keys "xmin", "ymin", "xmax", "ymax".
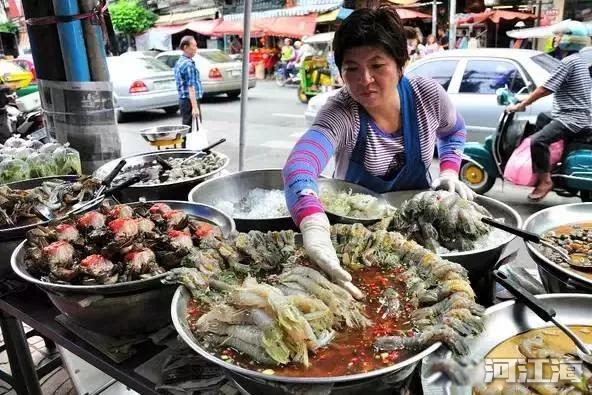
[{"xmin": 482, "ymin": 217, "xmax": 541, "ymax": 243}]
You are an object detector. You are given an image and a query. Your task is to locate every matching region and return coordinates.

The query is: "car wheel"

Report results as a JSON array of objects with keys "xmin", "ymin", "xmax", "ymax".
[
  {"xmin": 581, "ymin": 190, "xmax": 592, "ymax": 202},
  {"xmin": 227, "ymin": 91, "xmax": 240, "ymax": 99},
  {"xmin": 115, "ymin": 108, "xmax": 126, "ymax": 123},
  {"xmin": 297, "ymin": 87, "xmax": 310, "ymax": 104},
  {"xmin": 164, "ymin": 106, "xmax": 179, "ymax": 114},
  {"xmin": 459, "ymin": 160, "xmax": 495, "ymax": 195}
]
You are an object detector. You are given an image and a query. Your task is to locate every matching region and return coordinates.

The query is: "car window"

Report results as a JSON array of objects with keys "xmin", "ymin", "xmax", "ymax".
[
  {"xmin": 108, "ymin": 57, "xmax": 171, "ymax": 73},
  {"xmin": 532, "ymin": 53, "xmax": 562, "ymax": 72},
  {"xmin": 406, "ymin": 60, "xmax": 458, "ymax": 90},
  {"xmin": 158, "ymin": 55, "xmax": 179, "ymax": 68},
  {"xmin": 459, "ymin": 60, "xmax": 526, "ymax": 94},
  {"xmin": 198, "ymin": 50, "xmax": 235, "ymax": 63}
]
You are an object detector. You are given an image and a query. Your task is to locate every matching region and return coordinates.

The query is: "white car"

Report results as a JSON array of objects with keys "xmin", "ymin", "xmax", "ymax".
[
  {"xmin": 305, "ymin": 49, "xmax": 558, "ymax": 142},
  {"xmin": 156, "ymin": 49, "xmax": 256, "ymax": 98}
]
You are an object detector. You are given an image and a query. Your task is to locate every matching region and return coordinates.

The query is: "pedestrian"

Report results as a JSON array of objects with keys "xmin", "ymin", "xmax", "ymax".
[
  {"xmin": 174, "ymin": 35, "xmax": 203, "ymax": 149},
  {"xmin": 506, "ymin": 23, "xmax": 592, "ymax": 201},
  {"xmin": 282, "ymin": 6, "xmax": 471, "ymax": 297},
  {"xmin": 456, "ymin": 31, "xmax": 468, "ymax": 49},
  {"xmin": 437, "ymin": 27, "xmax": 449, "ymax": 49},
  {"xmin": 424, "ymin": 34, "xmax": 440, "ymax": 55},
  {"xmin": 467, "ymin": 31, "xmax": 479, "ymax": 49}
]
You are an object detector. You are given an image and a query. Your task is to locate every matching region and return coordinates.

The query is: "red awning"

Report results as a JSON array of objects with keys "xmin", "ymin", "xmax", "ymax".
[
  {"xmin": 212, "ymin": 14, "xmax": 317, "ymax": 38},
  {"xmin": 456, "ymin": 10, "xmax": 536, "ymax": 25},
  {"xmin": 185, "ymin": 19, "xmax": 222, "ymax": 36},
  {"xmin": 396, "ymin": 8, "xmax": 432, "ymax": 20}
]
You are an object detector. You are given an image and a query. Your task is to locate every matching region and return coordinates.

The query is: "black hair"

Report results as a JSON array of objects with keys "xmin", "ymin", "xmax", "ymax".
[
  {"xmin": 469, "ymin": 31, "xmax": 477, "ymax": 38},
  {"xmin": 333, "ymin": 5, "xmax": 409, "ymax": 72},
  {"xmin": 179, "ymin": 35, "xmax": 196, "ymax": 51}
]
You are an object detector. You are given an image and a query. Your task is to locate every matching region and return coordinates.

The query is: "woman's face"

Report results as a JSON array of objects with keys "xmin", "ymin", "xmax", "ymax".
[{"xmin": 341, "ymin": 46, "xmax": 400, "ymax": 110}]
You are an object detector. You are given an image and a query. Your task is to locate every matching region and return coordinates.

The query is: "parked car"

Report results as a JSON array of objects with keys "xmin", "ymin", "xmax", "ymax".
[
  {"xmin": 305, "ymin": 49, "xmax": 559, "ymax": 143},
  {"xmin": 120, "ymin": 50, "xmax": 162, "ymax": 58},
  {"xmin": 156, "ymin": 49, "xmax": 256, "ymax": 99},
  {"xmin": 107, "ymin": 56, "xmax": 179, "ymax": 122}
]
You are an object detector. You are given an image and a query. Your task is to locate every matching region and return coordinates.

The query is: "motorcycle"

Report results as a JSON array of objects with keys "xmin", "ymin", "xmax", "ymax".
[
  {"xmin": 275, "ymin": 62, "xmax": 300, "ymax": 87},
  {"xmin": 0, "ymin": 88, "xmax": 48, "ymax": 144},
  {"xmin": 460, "ymin": 87, "xmax": 592, "ymax": 201}
]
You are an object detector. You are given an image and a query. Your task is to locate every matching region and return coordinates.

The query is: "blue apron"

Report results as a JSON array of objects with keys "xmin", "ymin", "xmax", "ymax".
[{"xmin": 343, "ymin": 76, "xmax": 431, "ymax": 193}]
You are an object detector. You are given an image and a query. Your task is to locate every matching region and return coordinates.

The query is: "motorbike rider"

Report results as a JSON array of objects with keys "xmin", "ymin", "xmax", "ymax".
[
  {"xmin": 286, "ymin": 41, "xmax": 302, "ymax": 79},
  {"xmin": 507, "ymin": 22, "xmax": 592, "ymax": 202},
  {"xmin": 280, "ymin": 38, "xmax": 295, "ymax": 79}
]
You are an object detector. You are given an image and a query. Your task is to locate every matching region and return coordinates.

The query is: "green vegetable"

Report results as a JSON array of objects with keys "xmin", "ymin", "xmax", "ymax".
[
  {"xmin": 27, "ymin": 153, "xmax": 58, "ymax": 178},
  {"xmin": 0, "ymin": 159, "xmax": 29, "ymax": 184},
  {"xmin": 52, "ymin": 147, "xmax": 81, "ymax": 175}
]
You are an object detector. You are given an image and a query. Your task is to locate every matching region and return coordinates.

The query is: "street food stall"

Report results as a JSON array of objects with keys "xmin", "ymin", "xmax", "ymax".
[{"xmin": 3, "ymin": 1, "xmax": 592, "ymax": 395}]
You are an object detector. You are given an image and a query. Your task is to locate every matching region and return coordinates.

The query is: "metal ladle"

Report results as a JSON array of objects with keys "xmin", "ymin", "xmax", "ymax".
[
  {"xmin": 482, "ymin": 217, "xmax": 575, "ymax": 267},
  {"xmin": 493, "ymin": 270, "xmax": 592, "ymax": 364}
]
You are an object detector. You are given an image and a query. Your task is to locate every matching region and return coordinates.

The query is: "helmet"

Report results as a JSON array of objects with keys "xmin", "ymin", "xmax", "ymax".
[{"xmin": 557, "ymin": 21, "xmax": 591, "ymax": 52}]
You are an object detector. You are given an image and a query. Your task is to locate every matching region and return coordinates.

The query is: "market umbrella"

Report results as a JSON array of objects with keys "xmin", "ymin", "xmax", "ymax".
[
  {"xmin": 395, "ymin": 8, "xmax": 432, "ymax": 20},
  {"xmin": 456, "ymin": 10, "xmax": 535, "ymax": 25}
]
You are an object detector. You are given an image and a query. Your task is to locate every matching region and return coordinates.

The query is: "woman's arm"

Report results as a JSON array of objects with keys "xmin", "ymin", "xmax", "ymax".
[
  {"xmin": 437, "ymin": 111, "xmax": 466, "ymax": 173},
  {"xmin": 283, "ymin": 130, "xmax": 335, "ymax": 226}
]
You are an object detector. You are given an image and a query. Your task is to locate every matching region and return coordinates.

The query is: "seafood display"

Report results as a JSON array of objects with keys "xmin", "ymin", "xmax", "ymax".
[
  {"xmin": 0, "ymin": 176, "xmax": 101, "ymax": 228},
  {"xmin": 475, "ymin": 326, "xmax": 592, "ymax": 394},
  {"xmin": 112, "ymin": 152, "xmax": 227, "ymax": 187},
  {"xmin": 319, "ymin": 187, "xmax": 394, "ymax": 219},
  {"xmin": 169, "ymin": 223, "xmax": 484, "ymax": 377},
  {"xmin": 0, "ymin": 137, "xmax": 82, "ymax": 183},
  {"xmin": 212, "ymin": 188, "xmax": 290, "ymax": 219},
  {"xmin": 373, "ymin": 191, "xmax": 499, "ymax": 253},
  {"xmin": 23, "ymin": 202, "xmax": 222, "ymax": 285},
  {"xmin": 542, "ymin": 223, "xmax": 592, "ymax": 274}
]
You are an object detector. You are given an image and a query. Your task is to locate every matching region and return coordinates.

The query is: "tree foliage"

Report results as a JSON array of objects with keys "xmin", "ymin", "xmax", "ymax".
[
  {"xmin": 0, "ymin": 21, "xmax": 19, "ymax": 35},
  {"xmin": 109, "ymin": 0, "xmax": 157, "ymax": 35}
]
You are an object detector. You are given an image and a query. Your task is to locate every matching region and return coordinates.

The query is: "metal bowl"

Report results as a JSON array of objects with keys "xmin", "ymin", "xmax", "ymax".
[
  {"xmin": 188, "ymin": 168, "xmax": 297, "ymax": 232},
  {"xmin": 318, "ymin": 178, "xmax": 390, "ymax": 226},
  {"xmin": 383, "ymin": 190, "xmax": 521, "ymax": 305},
  {"xmin": 0, "ymin": 175, "xmax": 103, "ymax": 278},
  {"xmin": 94, "ymin": 150, "xmax": 229, "ymax": 202},
  {"xmin": 172, "ymin": 285, "xmax": 441, "ymax": 389},
  {"xmin": 139, "ymin": 125, "xmax": 190, "ymax": 143},
  {"xmin": 10, "ymin": 201, "xmax": 235, "ymax": 336},
  {"xmin": 11, "ymin": 201, "xmax": 235, "ymax": 295},
  {"xmin": 523, "ymin": 202, "xmax": 592, "ymax": 293},
  {"xmin": 421, "ymin": 293, "xmax": 592, "ymax": 395}
]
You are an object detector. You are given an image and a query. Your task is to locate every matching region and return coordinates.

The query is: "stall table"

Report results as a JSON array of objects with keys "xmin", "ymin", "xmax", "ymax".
[{"xmin": 0, "ymin": 279, "xmax": 162, "ymax": 395}]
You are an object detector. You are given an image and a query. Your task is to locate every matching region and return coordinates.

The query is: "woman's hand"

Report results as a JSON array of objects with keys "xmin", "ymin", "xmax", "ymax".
[
  {"xmin": 299, "ymin": 213, "xmax": 364, "ymax": 299},
  {"xmin": 432, "ymin": 169, "xmax": 475, "ymax": 200}
]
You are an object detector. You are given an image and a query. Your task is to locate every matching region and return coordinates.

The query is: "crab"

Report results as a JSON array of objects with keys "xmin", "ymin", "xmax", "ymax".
[
  {"xmin": 123, "ymin": 248, "xmax": 163, "ymax": 280},
  {"xmin": 79, "ymin": 254, "xmax": 116, "ymax": 283},
  {"xmin": 78, "ymin": 211, "xmax": 106, "ymax": 230},
  {"xmin": 55, "ymin": 224, "xmax": 80, "ymax": 242},
  {"xmin": 107, "ymin": 204, "xmax": 134, "ymax": 220},
  {"xmin": 168, "ymin": 230, "xmax": 193, "ymax": 250},
  {"xmin": 108, "ymin": 218, "xmax": 139, "ymax": 239}
]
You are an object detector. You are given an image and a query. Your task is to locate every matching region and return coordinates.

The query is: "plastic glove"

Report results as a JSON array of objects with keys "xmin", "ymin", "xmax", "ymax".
[
  {"xmin": 431, "ymin": 169, "xmax": 475, "ymax": 201},
  {"xmin": 300, "ymin": 213, "xmax": 363, "ymax": 299}
]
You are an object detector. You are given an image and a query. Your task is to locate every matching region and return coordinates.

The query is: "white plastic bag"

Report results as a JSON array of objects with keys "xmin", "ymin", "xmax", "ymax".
[{"xmin": 185, "ymin": 116, "xmax": 209, "ymax": 150}]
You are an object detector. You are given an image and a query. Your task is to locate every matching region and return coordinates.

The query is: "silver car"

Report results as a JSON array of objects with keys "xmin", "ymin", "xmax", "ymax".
[
  {"xmin": 108, "ymin": 56, "xmax": 179, "ymax": 122},
  {"xmin": 156, "ymin": 49, "xmax": 256, "ymax": 99},
  {"xmin": 305, "ymin": 49, "xmax": 558, "ymax": 142}
]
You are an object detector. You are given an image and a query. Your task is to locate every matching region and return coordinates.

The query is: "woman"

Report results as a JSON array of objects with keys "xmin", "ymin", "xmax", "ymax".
[
  {"xmin": 282, "ymin": 6, "xmax": 473, "ymax": 297},
  {"xmin": 424, "ymin": 34, "xmax": 440, "ymax": 56}
]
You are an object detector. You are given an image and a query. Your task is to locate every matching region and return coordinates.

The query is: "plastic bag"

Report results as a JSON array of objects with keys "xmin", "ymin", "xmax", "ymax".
[
  {"xmin": 504, "ymin": 137, "xmax": 564, "ymax": 186},
  {"xmin": 0, "ymin": 158, "xmax": 29, "ymax": 184},
  {"xmin": 52, "ymin": 146, "xmax": 82, "ymax": 175},
  {"xmin": 185, "ymin": 117, "xmax": 209, "ymax": 150},
  {"xmin": 27, "ymin": 153, "xmax": 58, "ymax": 178}
]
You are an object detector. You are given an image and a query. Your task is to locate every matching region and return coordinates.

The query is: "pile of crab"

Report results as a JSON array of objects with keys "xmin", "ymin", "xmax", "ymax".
[
  {"xmin": 167, "ymin": 223, "xmax": 485, "ymax": 373},
  {"xmin": 0, "ymin": 176, "xmax": 102, "ymax": 228},
  {"xmin": 23, "ymin": 202, "xmax": 221, "ymax": 285}
]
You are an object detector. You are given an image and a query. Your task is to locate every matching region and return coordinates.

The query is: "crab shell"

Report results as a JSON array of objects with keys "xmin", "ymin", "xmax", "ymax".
[
  {"xmin": 79, "ymin": 254, "xmax": 114, "ymax": 277},
  {"xmin": 108, "ymin": 218, "xmax": 139, "ymax": 239},
  {"xmin": 163, "ymin": 210, "xmax": 187, "ymax": 227},
  {"xmin": 107, "ymin": 205, "xmax": 134, "ymax": 220},
  {"xmin": 168, "ymin": 230, "xmax": 193, "ymax": 250},
  {"xmin": 149, "ymin": 203, "xmax": 172, "ymax": 215},
  {"xmin": 77, "ymin": 211, "xmax": 106, "ymax": 229},
  {"xmin": 136, "ymin": 218, "xmax": 156, "ymax": 233},
  {"xmin": 43, "ymin": 241, "xmax": 75, "ymax": 265},
  {"xmin": 55, "ymin": 224, "xmax": 79, "ymax": 242},
  {"xmin": 124, "ymin": 248, "xmax": 156, "ymax": 268}
]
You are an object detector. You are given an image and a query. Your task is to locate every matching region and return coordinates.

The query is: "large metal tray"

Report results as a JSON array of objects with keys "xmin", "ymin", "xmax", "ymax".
[
  {"xmin": 11, "ymin": 200, "xmax": 235, "ymax": 295},
  {"xmin": 421, "ymin": 293, "xmax": 592, "ymax": 395},
  {"xmin": 94, "ymin": 150, "xmax": 229, "ymax": 202},
  {"xmin": 523, "ymin": 202, "xmax": 592, "ymax": 292},
  {"xmin": 171, "ymin": 285, "xmax": 441, "ymax": 385}
]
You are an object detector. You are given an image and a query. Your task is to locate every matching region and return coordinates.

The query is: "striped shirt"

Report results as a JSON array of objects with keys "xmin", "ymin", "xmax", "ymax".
[
  {"xmin": 283, "ymin": 76, "xmax": 466, "ymax": 225},
  {"xmin": 174, "ymin": 54, "xmax": 203, "ymax": 100},
  {"xmin": 311, "ymin": 75, "xmax": 465, "ymax": 179},
  {"xmin": 543, "ymin": 53, "xmax": 592, "ymax": 133}
]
